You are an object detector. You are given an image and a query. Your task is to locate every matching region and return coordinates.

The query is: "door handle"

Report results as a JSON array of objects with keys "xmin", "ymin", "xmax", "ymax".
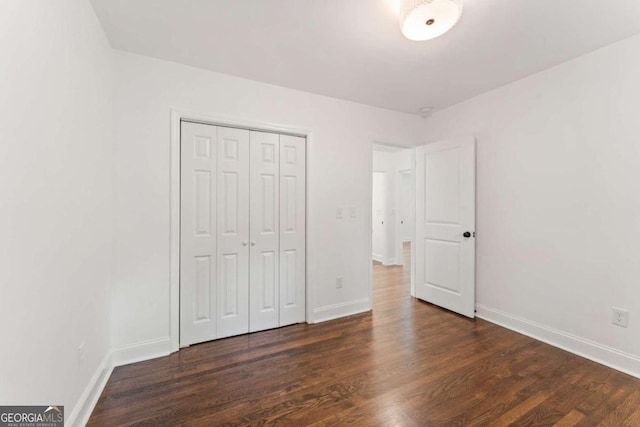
[
  {"xmin": 251, "ymin": 241, "xmax": 256, "ymax": 246},
  {"xmin": 463, "ymin": 231, "xmax": 471, "ymax": 238},
  {"xmin": 242, "ymin": 241, "xmax": 248, "ymax": 246}
]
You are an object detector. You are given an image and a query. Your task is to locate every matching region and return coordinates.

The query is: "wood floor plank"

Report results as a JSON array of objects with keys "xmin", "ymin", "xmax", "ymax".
[
  {"xmin": 554, "ymin": 409, "xmax": 586, "ymax": 426},
  {"xmin": 88, "ymin": 243, "xmax": 640, "ymax": 426},
  {"xmin": 486, "ymin": 391, "xmax": 549, "ymax": 426},
  {"xmin": 621, "ymin": 405, "xmax": 640, "ymax": 427},
  {"xmin": 600, "ymin": 390, "xmax": 640, "ymax": 427}
]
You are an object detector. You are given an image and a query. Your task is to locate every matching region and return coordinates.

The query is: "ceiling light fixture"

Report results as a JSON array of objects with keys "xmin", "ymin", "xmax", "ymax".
[{"xmin": 399, "ymin": 0, "xmax": 463, "ymax": 41}]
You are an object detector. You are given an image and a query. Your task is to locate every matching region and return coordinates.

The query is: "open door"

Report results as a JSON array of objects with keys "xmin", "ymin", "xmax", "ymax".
[{"xmin": 415, "ymin": 136, "xmax": 475, "ymax": 318}]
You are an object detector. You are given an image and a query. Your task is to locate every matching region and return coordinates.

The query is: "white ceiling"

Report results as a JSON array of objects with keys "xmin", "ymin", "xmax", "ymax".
[{"xmin": 90, "ymin": 0, "xmax": 640, "ymax": 114}]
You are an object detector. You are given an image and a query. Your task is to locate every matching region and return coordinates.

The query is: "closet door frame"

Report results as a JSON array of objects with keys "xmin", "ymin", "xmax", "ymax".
[{"xmin": 170, "ymin": 109, "xmax": 311, "ymax": 352}]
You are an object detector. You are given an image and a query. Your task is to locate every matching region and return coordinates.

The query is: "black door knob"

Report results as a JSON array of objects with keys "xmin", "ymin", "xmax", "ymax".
[{"xmin": 463, "ymin": 231, "xmax": 471, "ymax": 238}]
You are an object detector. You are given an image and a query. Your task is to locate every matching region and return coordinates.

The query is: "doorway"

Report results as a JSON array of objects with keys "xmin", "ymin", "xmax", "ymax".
[
  {"xmin": 370, "ymin": 137, "xmax": 476, "ymax": 319},
  {"xmin": 371, "ymin": 143, "xmax": 415, "ymax": 307}
]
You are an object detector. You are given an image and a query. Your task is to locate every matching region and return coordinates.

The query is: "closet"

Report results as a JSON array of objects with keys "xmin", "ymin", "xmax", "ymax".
[{"xmin": 179, "ymin": 121, "xmax": 306, "ymax": 347}]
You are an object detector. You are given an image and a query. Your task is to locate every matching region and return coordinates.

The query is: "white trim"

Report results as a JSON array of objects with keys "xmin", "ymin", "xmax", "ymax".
[
  {"xmin": 305, "ymin": 126, "xmax": 313, "ymax": 324},
  {"xmin": 312, "ymin": 298, "xmax": 372, "ymax": 323},
  {"xmin": 372, "ymin": 254, "xmax": 384, "ymax": 263},
  {"xmin": 111, "ymin": 337, "xmax": 173, "ymax": 367},
  {"xmin": 172, "ymin": 109, "xmax": 310, "ymax": 138},
  {"xmin": 410, "ymin": 148, "xmax": 416, "ymax": 297},
  {"xmin": 377, "ymin": 255, "xmax": 402, "ymax": 266},
  {"xmin": 170, "ymin": 110, "xmax": 181, "ymax": 354},
  {"xmin": 170, "ymin": 108, "xmax": 312, "ymax": 348},
  {"xmin": 476, "ymin": 304, "xmax": 640, "ymax": 379},
  {"xmin": 367, "ymin": 151, "xmax": 374, "ymax": 313},
  {"xmin": 66, "ymin": 352, "xmax": 113, "ymax": 427}
]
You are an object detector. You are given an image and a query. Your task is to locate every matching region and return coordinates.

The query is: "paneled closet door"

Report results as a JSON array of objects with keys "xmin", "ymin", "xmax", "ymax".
[
  {"xmin": 180, "ymin": 122, "xmax": 218, "ymax": 346},
  {"xmin": 249, "ymin": 131, "xmax": 280, "ymax": 332},
  {"xmin": 216, "ymin": 126, "xmax": 251, "ymax": 339},
  {"xmin": 279, "ymin": 135, "xmax": 306, "ymax": 326}
]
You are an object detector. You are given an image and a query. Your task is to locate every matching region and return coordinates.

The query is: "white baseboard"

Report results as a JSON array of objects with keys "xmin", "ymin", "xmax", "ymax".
[
  {"xmin": 476, "ymin": 304, "xmax": 640, "ymax": 379},
  {"xmin": 67, "ymin": 352, "xmax": 113, "ymax": 427},
  {"xmin": 65, "ymin": 337, "xmax": 173, "ymax": 426},
  {"xmin": 111, "ymin": 336, "xmax": 173, "ymax": 367},
  {"xmin": 312, "ymin": 298, "xmax": 371, "ymax": 323},
  {"xmin": 373, "ymin": 254, "xmax": 397, "ymax": 266}
]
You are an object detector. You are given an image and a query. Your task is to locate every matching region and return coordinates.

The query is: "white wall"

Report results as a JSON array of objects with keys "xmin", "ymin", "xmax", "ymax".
[
  {"xmin": 0, "ymin": 0, "xmax": 114, "ymax": 423},
  {"xmin": 111, "ymin": 51, "xmax": 423, "ymax": 353},
  {"xmin": 372, "ymin": 149, "xmax": 413, "ymax": 265},
  {"xmin": 423, "ymin": 33, "xmax": 640, "ymax": 376}
]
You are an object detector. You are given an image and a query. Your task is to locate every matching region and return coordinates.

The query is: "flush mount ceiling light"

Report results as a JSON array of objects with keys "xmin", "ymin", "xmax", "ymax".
[{"xmin": 399, "ymin": 0, "xmax": 463, "ymax": 41}]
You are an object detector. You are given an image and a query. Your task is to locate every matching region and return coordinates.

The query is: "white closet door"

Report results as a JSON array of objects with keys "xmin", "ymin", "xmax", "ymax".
[
  {"xmin": 279, "ymin": 135, "xmax": 306, "ymax": 326},
  {"xmin": 249, "ymin": 131, "xmax": 280, "ymax": 332},
  {"xmin": 216, "ymin": 126, "xmax": 250, "ymax": 338},
  {"xmin": 180, "ymin": 122, "xmax": 217, "ymax": 346}
]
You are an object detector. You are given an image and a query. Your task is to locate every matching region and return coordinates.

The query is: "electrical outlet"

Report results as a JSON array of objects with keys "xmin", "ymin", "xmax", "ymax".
[
  {"xmin": 612, "ymin": 307, "xmax": 629, "ymax": 328},
  {"xmin": 78, "ymin": 342, "xmax": 85, "ymax": 367},
  {"xmin": 336, "ymin": 276, "xmax": 343, "ymax": 289}
]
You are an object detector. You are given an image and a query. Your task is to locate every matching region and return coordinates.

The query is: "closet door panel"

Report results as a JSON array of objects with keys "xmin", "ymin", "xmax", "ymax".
[
  {"xmin": 249, "ymin": 131, "xmax": 280, "ymax": 332},
  {"xmin": 217, "ymin": 126, "xmax": 250, "ymax": 338},
  {"xmin": 279, "ymin": 135, "xmax": 306, "ymax": 326},
  {"xmin": 180, "ymin": 122, "xmax": 218, "ymax": 346}
]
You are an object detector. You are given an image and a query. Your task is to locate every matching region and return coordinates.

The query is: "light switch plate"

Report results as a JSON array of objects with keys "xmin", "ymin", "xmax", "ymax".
[{"xmin": 336, "ymin": 207, "xmax": 344, "ymax": 219}]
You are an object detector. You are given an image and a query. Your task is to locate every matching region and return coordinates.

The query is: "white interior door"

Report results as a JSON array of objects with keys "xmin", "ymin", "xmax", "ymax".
[
  {"xmin": 372, "ymin": 172, "xmax": 386, "ymax": 262},
  {"xmin": 415, "ymin": 137, "xmax": 476, "ymax": 318},
  {"xmin": 217, "ymin": 126, "xmax": 250, "ymax": 338},
  {"xmin": 279, "ymin": 134, "xmax": 306, "ymax": 326},
  {"xmin": 249, "ymin": 131, "xmax": 280, "ymax": 332},
  {"xmin": 180, "ymin": 122, "xmax": 218, "ymax": 346}
]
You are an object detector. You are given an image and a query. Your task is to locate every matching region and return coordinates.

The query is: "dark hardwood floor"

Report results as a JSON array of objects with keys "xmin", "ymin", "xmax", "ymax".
[{"xmin": 89, "ymin": 243, "xmax": 640, "ymax": 426}]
